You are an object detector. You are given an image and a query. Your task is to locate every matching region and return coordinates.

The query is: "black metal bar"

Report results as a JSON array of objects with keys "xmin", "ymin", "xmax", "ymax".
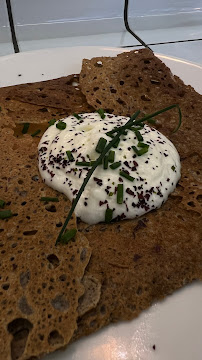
[
  {"xmin": 121, "ymin": 38, "xmax": 202, "ymax": 48},
  {"xmin": 6, "ymin": 0, "xmax": 19, "ymax": 53},
  {"xmin": 124, "ymin": 0, "xmax": 152, "ymax": 51}
]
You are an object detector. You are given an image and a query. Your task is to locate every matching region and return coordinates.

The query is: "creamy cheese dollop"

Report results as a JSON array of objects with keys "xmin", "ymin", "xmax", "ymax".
[{"xmin": 38, "ymin": 113, "xmax": 181, "ymax": 224}]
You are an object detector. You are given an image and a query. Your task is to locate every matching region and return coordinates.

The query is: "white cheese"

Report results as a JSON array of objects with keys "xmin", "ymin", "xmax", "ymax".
[{"xmin": 38, "ymin": 113, "xmax": 181, "ymax": 224}]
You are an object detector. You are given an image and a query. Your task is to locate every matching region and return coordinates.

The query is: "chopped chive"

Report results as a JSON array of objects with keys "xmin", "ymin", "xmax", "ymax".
[
  {"xmin": 135, "ymin": 130, "xmax": 143, "ymax": 141},
  {"xmin": 76, "ymin": 161, "xmax": 91, "ymax": 167},
  {"xmin": 103, "ymin": 156, "xmax": 108, "ymax": 170},
  {"xmin": 31, "ymin": 129, "xmax": 41, "ymax": 137},
  {"xmin": 56, "ymin": 121, "xmax": 66, "ymax": 130},
  {"xmin": 0, "ymin": 106, "xmax": 2, "ymax": 111},
  {"xmin": 137, "ymin": 142, "xmax": 149, "ymax": 148},
  {"xmin": 105, "ymin": 208, "xmax": 113, "ymax": 223},
  {"xmin": 110, "ymin": 161, "xmax": 121, "ymax": 170},
  {"xmin": 40, "ymin": 197, "xmax": 59, "ymax": 202},
  {"xmin": 22, "ymin": 123, "xmax": 30, "ymax": 134},
  {"xmin": 73, "ymin": 113, "xmax": 81, "ymax": 120},
  {"xmin": 61, "ymin": 228, "xmax": 77, "ymax": 244},
  {"xmin": 171, "ymin": 165, "xmax": 176, "ymax": 171},
  {"xmin": 66, "ymin": 151, "xmax": 74, "ymax": 162},
  {"xmin": 108, "ymin": 150, "xmax": 115, "ymax": 163},
  {"xmin": 119, "ymin": 170, "xmax": 134, "ymax": 182},
  {"xmin": 48, "ymin": 118, "xmax": 56, "ymax": 126},
  {"xmin": 97, "ymin": 108, "xmax": 105, "ymax": 119},
  {"xmin": 109, "ymin": 192, "xmax": 114, "ymax": 196},
  {"xmin": 132, "ymin": 146, "xmax": 149, "ymax": 156},
  {"xmin": 95, "ymin": 137, "xmax": 107, "ymax": 153},
  {"xmin": 0, "ymin": 200, "xmax": 5, "ymax": 208},
  {"xmin": 147, "ymin": 118, "xmax": 156, "ymax": 124},
  {"xmin": 112, "ymin": 138, "xmax": 120, "ymax": 148},
  {"xmin": 0, "ymin": 210, "xmax": 13, "ymax": 219},
  {"xmin": 117, "ymin": 184, "xmax": 123, "ymax": 204}
]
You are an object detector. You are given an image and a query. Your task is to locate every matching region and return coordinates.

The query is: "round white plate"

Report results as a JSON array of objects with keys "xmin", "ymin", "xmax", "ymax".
[{"xmin": 1, "ymin": 46, "xmax": 202, "ymax": 360}]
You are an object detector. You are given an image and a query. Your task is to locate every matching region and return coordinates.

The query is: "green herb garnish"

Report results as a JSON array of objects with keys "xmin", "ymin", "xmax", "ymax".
[
  {"xmin": 147, "ymin": 118, "xmax": 156, "ymax": 124},
  {"xmin": 0, "ymin": 210, "xmax": 13, "ymax": 219},
  {"xmin": 119, "ymin": 170, "xmax": 134, "ymax": 182},
  {"xmin": 110, "ymin": 161, "xmax": 121, "ymax": 170},
  {"xmin": 132, "ymin": 145, "xmax": 149, "ymax": 156},
  {"xmin": 171, "ymin": 165, "xmax": 176, "ymax": 171},
  {"xmin": 105, "ymin": 208, "xmax": 113, "ymax": 223},
  {"xmin": 31, "ymin": 129, "xmax": 41, "ymax": 137},
  {"xmin": 103, "ymin": 156, "xmax": 108, "ymax": 170},
  {"xmin": 61, "ymin": 228, "xmax": 77, "ymax": 244},
  {"xmin": 117, "ymin": 184, "xmax": 123, "ymax": 204},
  {"xmin": 40, "ymin": 197, "xmax": 59, "ymax": 202},
  {"xmin": 135, "ymin": 130, "xmax": 143, "ymax": 141},
  {"xmin": 108, "ymin": 150, "xmax": 115, "ymax": 163},
  {"xmin": 97, "ymin": 108, "xmax": 105, "ymax": 119},
  {"xmin": 137, "ymin": 142, "xmax": 149, "ymax": 148},
  {"xmin": 73, "ymin": 113, "xmax": 81, "ymax": 120},
  {"xmin": 76, "ymin": 161, "xmax": 91, "ymax": 167},
  {"xmin": 0, "ymin": 200, "xmax": 5, "ymax": 208},
  {"xmin": 66, "ymin": 151, "xmax": 74, "ymax": 162},
  {"xmin": 48, "ymin": 119, "xmax": 56, "ymax": 126},
  {"xmin": 55, "ymin": 110, "xmax": 141, "ymax": 245},
  {"xmin": 56, "ymin": 121, "xmax": 66, "ymax": 130},
  {"xmin": 95, "ymin": 137, "xmax": 107, "ymax": 153},
  {"xmin": 112, "ymin": 138, "xmax": 120, "ymax": 148},
  {"xmin": 22, "ymin": 123, "xmax": 30, "ymax": 134}
]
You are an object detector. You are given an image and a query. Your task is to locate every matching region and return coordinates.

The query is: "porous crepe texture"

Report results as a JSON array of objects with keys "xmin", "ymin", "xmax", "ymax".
[
  {"xmin": 0, "ymin": 74, "xmax": 93, "ymax": 125},
  {"xmin": 0, "ymin": 128, "xmax": 91, "ymax": 360},
  {"xmin": 72, "ymin": 49, "xmax": 202, "ymax": 339}
]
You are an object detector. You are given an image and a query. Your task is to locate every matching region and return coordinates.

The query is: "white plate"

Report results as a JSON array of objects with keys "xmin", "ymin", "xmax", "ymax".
[{"xmin": 1, "ymin": 46, "xmax": 202, "ymax": 360}]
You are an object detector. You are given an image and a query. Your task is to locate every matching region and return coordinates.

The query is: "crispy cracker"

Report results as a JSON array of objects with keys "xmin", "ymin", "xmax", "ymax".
[
  {"xmin": 0, "ymin": 75, "xmax": 93, "ymax": 123},
  {"xmin": 80, "ymin": 49, "xmax": 202, "ymax": 159},
  {"xmin": 71, "ymin": 49, "xmax": 202, "ymax": 340},
  {"xmin": 0, "ymin": 129, "xmax": 91, "ymax": 359}
]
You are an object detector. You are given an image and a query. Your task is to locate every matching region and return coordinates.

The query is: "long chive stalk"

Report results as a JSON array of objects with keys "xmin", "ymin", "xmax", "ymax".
[{"xmin": 55, "ymin": 110, "xmax": 141, "ymax": 245}]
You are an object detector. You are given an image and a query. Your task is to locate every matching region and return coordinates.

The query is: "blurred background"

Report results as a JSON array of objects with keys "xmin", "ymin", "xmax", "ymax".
[{"xmin": 0, "ymin": 0, "xmax": 202, "ymax": 63}]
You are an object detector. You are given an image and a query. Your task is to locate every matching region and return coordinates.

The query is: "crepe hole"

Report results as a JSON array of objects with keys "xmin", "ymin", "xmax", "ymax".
[
  {"xmin": 20, "ymin": 271, "xmax": 30, "ymax": 288},
  {"xmin": 18, "ymin": 179, "xmax": 23, "ymax": 185},
  {"xmin": 56, "ymin": 222, "xmax": 62, "ymax": 228},
  {"xmin": 7, "ymin": 318, "xmax": 33, "ymax": 360},
  {"xmin": 94, "ymin": 61, "xmax": 103, "ymax": 67},
  {"xmin": 168, "ymin": 83, "xmax": 174, "ymax": 89},
  {"xmin": 51, "ymin": 295, "xmax": 69, "ymax": 312},
  {"xmin": 196, "ymin": 194, "xmax": 202, "ymax": 203},
  {"xmin": 150, "ymin": 79, "xmax": 160, "ymax": 85},
  {"xmin": 136, "ymin": 286, "xmax": 142, "ymax": 295},
  {"xmin": 38, "ymin": 107, "xmax": 48, "ymax": 112},
  {"xmin": 48, "ymin": 330, "xmax": 64, "ymax": 346},
  {"xmin": 125, "ymin": 74, "xmax": 130, "ymax": 78},
  {"xmin": 23, "ymin": 230, "xmax": 38, "ymax": 236},
  {"xmin": 18, "ymin": 296, "xmax": 33, "ymax": 315},
  {"xmin": 93, "ymin": 87, "xmax": 99, "ymax": 91},
  {"xmin": 80, "ymin": 248, "xmax": 87, "ymax": 262},
  {"xmin": 47, "ymin": 254, "xmax": 60, "ymax": 269},
  {"xmin": 141, "ymin": 94, "xmax": 151, "ymax": 101},
  {"xmin": 187, "ymin": 201, "xmax": 195, "ymax": 207},
  {"xmin": 32, "ymin": 175, "xmax": 39, "ymax": 182},
  {"xmin": 21, "ymin": 201, "xmax": 27, "ymax": 206},
  {"xmin": 59, "ymin": 275, "xmax": 67, "ymax": 282},
  {"xmin": 117, "ymin": 98, "xmax": 126, "ymax": 106},
  {"xmin": 100, "ymin": 305, "xmax": 106, "ymax": 315},
  {"xmin": 144, "ymin": 59, "xmax": 151, "ymax": 64},
  {"xmin": 96, "ymin": 99, "xmax": 102, "ymax": 105},
  {"xmin": 38, "ymin": 334, "xmax": 44, "ymax": 341},
  {"xmin": 2, "ymin": 283, "xmax": 10, "ymax": 290},
  {"xmin": 138, "ymin": 77, "xmax": 143, "ymax": 82},
  {"xmin": 110, "ymin": 88, "xmax": 117, "ymax": 93},
  {"xmin": 45, "ymin": 204, "xmax": 56, "ymax": 212},
  {"xmin": 0, "ymin": 229, "xmax": 4, "ymax": 233},
  {"xmin": 120, "ymin": 80, "xmax": 124, "ymax": 85}
]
